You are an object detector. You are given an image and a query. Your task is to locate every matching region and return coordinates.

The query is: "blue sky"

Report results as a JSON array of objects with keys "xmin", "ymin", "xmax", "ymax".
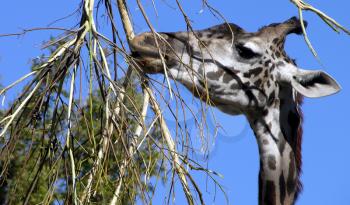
[{"xmin": 1, "ymin": 0, "xmax": 349, "ymax": 204}]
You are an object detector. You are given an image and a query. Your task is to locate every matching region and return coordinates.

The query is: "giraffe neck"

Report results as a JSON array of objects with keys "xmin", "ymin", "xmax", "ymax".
[{"xmin": 247, "ymin": 86, "xmax": 303, "ymax": 205}]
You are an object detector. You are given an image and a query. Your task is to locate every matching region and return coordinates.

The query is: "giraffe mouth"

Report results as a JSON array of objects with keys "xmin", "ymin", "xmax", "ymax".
[
  {"xmin": 130, "ymin": 33, "xmax": 176, "ymax": 74},
  {"xmin": 130, "ymin": 50, "xmax": 164, "ymax": 73}
]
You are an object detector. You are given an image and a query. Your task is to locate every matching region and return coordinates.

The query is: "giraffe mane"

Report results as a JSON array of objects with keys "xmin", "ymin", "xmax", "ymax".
[
  {"xmin": 279, "ymin": 84, "xmax": 304, "ymax": 201},
  {"xmin": 294, "ymin": 93, "xmax": 304, "ymax": 200}
]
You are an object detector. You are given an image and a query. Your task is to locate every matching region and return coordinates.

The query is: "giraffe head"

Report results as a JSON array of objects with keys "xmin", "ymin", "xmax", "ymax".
[
  {"xmin": 131, "ymin": 17, "xmax": 341, "ymax": 204},
  {"xmin": 130, "ymin": 17, "xmax": 340, "ymax": 114}
]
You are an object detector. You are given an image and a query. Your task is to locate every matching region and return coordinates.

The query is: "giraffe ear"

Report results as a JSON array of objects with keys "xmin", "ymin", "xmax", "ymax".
[{"xmin": 291, "ymin": 70, "xmax": 341, "ymax": 98}]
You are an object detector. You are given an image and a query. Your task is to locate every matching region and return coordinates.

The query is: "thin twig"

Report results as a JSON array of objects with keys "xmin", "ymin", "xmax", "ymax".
[{"xmin": 290, "ymin": 0, "xmax": 350, "ymax": 57}]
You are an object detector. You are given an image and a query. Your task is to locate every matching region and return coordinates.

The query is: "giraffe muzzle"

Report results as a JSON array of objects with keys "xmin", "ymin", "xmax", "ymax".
[{"xmin": 130, "ymin": 32, "xmax": 176, "ymax": 73}]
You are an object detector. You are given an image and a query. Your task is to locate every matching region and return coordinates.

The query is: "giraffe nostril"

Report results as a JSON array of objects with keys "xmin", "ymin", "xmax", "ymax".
[
  {"xmin": 131, "ymin": 51, "xmax": 142, "ymax": 58},
  {"xmin": 164, "ymin": 55, "xmax": 170, "ymax": 61}
]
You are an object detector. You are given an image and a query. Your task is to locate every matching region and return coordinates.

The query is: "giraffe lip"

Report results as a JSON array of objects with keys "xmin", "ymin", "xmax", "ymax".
[
  {"xmin": 130, "ymin": 50, "xmax": 168, "ymax": 74},
  {"xmin": 131, "ymin": 49, "xmax": 161, "ymax": 60},
  {"xmin": 130, "ymin": 41, "xmax": 167, "ymax": 67}
]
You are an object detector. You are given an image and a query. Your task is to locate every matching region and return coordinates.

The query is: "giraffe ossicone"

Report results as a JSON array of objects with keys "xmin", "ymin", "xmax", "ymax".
[{"xmin": 130, "ymin": 17, "xmax": 341, "ymax": 205}]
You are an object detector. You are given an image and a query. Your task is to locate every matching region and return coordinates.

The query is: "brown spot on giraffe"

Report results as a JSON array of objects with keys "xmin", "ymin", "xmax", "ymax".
[
  {"xmin": 276, "ymin": 51, "xmax": 281, "ymax": 58},
  {"xmin": 206, "ymin": 71, "xmax": 221, "ymax": 80},
  {"xmin": 267, "ymin": 80, "xmax": 271, "ymax": 88},
  {"xmin": 262, "ymin": 139, "xmax": 269, "ymax": 145},
  {"xmin": 222, "ymin": 72, "xmax": 234, "ymax": 83},
  {"xmin": 254, "ymin": 79, "xmax": 262, "ymax": 87},
  {"xmin": 287, "ymin": 151, "xmax": 297, "ymax": 195},
  {"xmin": 264, "ymin": 180, "xmax": 277, "ymax": 205},
  {"xmin": 268, "ymin": 155, "xmax": 277, "ymax": 170},
  {"xmin": 243, "ymin": 67, "xmax": 263, "ymax": 78},
  {"xmin": 279, "ymin": 173, "xmax": 287, "ymax": 204}
]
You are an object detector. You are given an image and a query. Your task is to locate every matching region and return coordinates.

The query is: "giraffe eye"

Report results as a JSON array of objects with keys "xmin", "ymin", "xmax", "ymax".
[{"xmin": 236, "ymin": 44, "xmax": 261, "ymax": 59}]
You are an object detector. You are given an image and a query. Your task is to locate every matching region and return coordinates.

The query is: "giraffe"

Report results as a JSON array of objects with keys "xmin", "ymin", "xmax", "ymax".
[{"xmin": 129, "ymin": 17, "xmax": 341, "ymax": 205}]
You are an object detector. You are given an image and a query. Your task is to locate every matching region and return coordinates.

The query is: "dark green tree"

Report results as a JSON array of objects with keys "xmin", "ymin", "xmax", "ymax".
[{"xmin": 0, "ymin": 41, "xmax": 166, "ymax": 204}]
